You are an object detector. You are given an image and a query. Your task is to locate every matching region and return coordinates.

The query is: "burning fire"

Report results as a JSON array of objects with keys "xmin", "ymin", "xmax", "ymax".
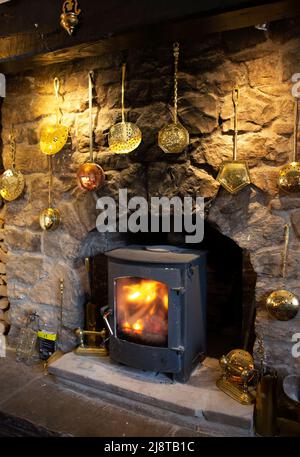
[{"xmin": 116, "ymin": 277, "xmax": 168, "ymax": 345}]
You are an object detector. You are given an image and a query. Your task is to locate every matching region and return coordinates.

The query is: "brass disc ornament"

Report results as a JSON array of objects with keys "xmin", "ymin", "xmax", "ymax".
[
  {"xmin": 39, "ymin": 157, "xmax": 60, "ymax": 232},
  {"xmin": 40, "ymin": 123, "xmax": 69, "ymax": 156},
  {"xmin": 108, "ymin": 121, "xmax": 142, "ymax": 154},
  {"xmin": 278, "ymin": 98, "xmax": 300, "ymax": 193},
  {"xmin": 266, "ymin": 224, "xmax": 299, "ymax": 321},
  {"xmin": 76, "ymin": 71, "xmax": 105, "ymax": 191},
  {"xmin": 108, "ymin": 63, "xmax": 142, "ymax": 154},
  {"xmin": 0, "ymin": 129, "xmax": 25, "ymax": 202},
  {"xmin": 217, "ymin": 88, "xmax": 251, "ymax": 194},
  {"xmin": 158, "ymin": 122, "xmax": 189, "ymax": 154},
  {"xmin": 0, "ymin": 169, "xmax": 25, "ymax": 202},
  {"xmin": 39, "ymin": 207, "xmax": 61, "ymax": 231},
  {"xmin": 40, "ymin": 78, "xmax": 69, "ymax": 156},
  {"xmin": 158, "ymin": 43, "xmax": 189, "ymax": 154},
  {"xmin": 266, "ymin": 289, "xmax": 299, "ymax": 321},
  {"xmin": 77, "ymin": 162, "xmax": 105, "ymax": 191}
]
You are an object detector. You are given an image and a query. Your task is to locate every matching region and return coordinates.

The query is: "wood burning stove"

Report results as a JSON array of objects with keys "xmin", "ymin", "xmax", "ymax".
[{"xmin": 104, "ymin": 245, "xmax": 206, "ymax": 382}]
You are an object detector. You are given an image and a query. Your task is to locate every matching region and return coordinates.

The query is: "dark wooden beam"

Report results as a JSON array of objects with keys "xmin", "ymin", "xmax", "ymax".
[{"xmin": 0, "ymin": 0, "xmax": 299, "ymax": 74}]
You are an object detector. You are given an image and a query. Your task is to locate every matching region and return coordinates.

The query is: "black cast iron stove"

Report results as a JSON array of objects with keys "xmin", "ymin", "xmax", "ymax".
[{"xmin": 105, "ymin": 245, "xmax": 206, "ymax": 382}]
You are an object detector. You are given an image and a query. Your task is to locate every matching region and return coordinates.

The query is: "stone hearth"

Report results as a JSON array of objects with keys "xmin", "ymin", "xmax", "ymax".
[
  {"xmin": 48, "ymin": 352, "xmax": 253, "ymax": 436},
  {"xmin": 1, "ymin": 16, "xmax": 300, "ymax": 377}
]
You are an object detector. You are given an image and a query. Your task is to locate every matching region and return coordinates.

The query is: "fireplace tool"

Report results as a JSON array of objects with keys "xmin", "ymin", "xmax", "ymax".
[
  {"xmin": 108, "ymin": 63, "xmax": 142, "ymax": 154},
  {"xmin": 0, "ymin": 128, "xmax": 25, "ymax": 202},
  {"xmin": 216, "ymin": 349, "xmax": 256, "ymax": 405},
  {"xmin": 278, "ymin": 97, "xmax": 300, "ymax": 193},
  {"xmin": 266, "ymin": 224, "xmax": 299, "ymax": 321},
  {"xmin": 158, "ymin": 42, "xmax": 189, "ymax": 154},
  {"xmin": 39, "ymin": 156, "xmax": 61, "ymax": 231},
  {"xmin": 253, "ymin": 334, "xmax": 278, "ymax": 436},
  {"xmin": 40, "ymin": 77, "xmax": 69, "ymax": 156},
  {"xmin": 76, "ymin": 71, "xmax": 105, "ymax": 191},
  {"xmin": 217, "ymin": 88, "xmax": 251, "ymax": 194},
  {"xmin": 74, "ymin": 259, "xmax": 108, "ymax": 356}
]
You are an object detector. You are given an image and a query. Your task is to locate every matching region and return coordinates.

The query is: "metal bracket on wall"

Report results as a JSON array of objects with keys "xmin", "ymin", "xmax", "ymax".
[{"xmin": 171, "ymin": 287, "xmax": 186, "ymax": 295}]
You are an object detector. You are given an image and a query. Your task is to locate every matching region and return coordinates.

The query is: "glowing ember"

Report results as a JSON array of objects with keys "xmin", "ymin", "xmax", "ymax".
[{"xmin": 115, "ymin": 277, "xmax": 168, "ymax": 346}]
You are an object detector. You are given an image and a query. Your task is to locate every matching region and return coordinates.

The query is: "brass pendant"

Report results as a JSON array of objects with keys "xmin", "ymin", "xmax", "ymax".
[
  {"xmin": 266, "ymin": 224, "xmax": 299, "ymax": 321},
  {"xmin": 217, "ymin": 160, "xmax": 251, "ymax": 194},
  {"xmin": 39, "ymin": 207, "xmax": 61, "ymax": 231},
  {"xmin": 217, "ymin": 88, "xmax": 251, "ymax": 194},
  {"xmin": 0, "ymin": 168, "xmax": 25, "ymax": 202},
  {"xmin": 158, "ymin": 122, "xmax": 189, "ymax": 154},
  {"xmin": 60, "ymin": 1, "xmax": 81, "ymax": 35},
  {"xmin": 278, "ymin": 99, "xmax": 300, "ymax": 194},
  {"xmin": 158, "ymin": 43, "xmax": 189, "ymax": 154}
]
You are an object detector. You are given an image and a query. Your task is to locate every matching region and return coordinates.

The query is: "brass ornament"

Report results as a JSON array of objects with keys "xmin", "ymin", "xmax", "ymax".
[
  {"xmin": 39, "ymin": 157, "xmax": 61, "ymax": 232},
  {"xmin": 158, "ymin": 42, "xmax": 189, "ymax": 154},
  {"xmin": 60, "ymin": 0, "xmax": 81, "ymax": 35},
  {"xmin": 216, "ymin": 349, "xmax": 256, "ymax": 405},
  {"xmin": 40, "ymin": 78, "xmax": 69, "ymax": 156},
  {"xmin": 76, "ymin": 71, "xmax": 105, "ymax": 191},
  {"xmin": 0, "ymin": 129, "xmax": 25, "ymax": 202},
  {"xmin": 278, "ymin": 98, "xmax": 300, "ymax": 193},
  {"xmin": 108, "ymin": 63, "xmax": 142, "ymax": 154},
  {"xmin": 266, "ymin": 224, "xmax": 299, "ymax": 321},
  {"xmin": 77, "ymin": 162, "xmax": 105, "ymax": 191},
  {"xmin": 217, "ymin": 88, "xmax": 251, "ymax": 194},
  {"xmin": 39, "ymin": 207, "xmax": 61, "ymax": 231}
]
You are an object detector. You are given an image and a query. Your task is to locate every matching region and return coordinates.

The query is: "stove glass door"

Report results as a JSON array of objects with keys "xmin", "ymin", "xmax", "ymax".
[{"xmin": 115, "ymin": 277, "xmax": 168, "ymax": 347}]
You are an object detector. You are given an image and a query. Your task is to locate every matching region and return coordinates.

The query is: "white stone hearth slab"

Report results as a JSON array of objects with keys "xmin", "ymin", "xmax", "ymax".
[{"xmin": 48, "ymin": 352, "xmax": 253, "ymax": 431}]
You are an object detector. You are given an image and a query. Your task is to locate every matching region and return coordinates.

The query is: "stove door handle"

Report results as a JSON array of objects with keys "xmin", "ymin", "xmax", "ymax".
[{"xmin": 103, "ymin": 310, "xmax": 114, "ymax": 336}]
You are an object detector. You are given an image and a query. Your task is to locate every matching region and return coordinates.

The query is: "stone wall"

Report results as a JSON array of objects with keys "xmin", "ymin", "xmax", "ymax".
[{"xmin": 1, "ymin": 17, "xmax": 300, "ymax": 373}]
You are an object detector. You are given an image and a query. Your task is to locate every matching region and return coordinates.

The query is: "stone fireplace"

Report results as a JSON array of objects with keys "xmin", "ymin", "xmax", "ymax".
[{"xmin": 1, "ymin": 16, "xmax": 300, "ymax": 380}]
